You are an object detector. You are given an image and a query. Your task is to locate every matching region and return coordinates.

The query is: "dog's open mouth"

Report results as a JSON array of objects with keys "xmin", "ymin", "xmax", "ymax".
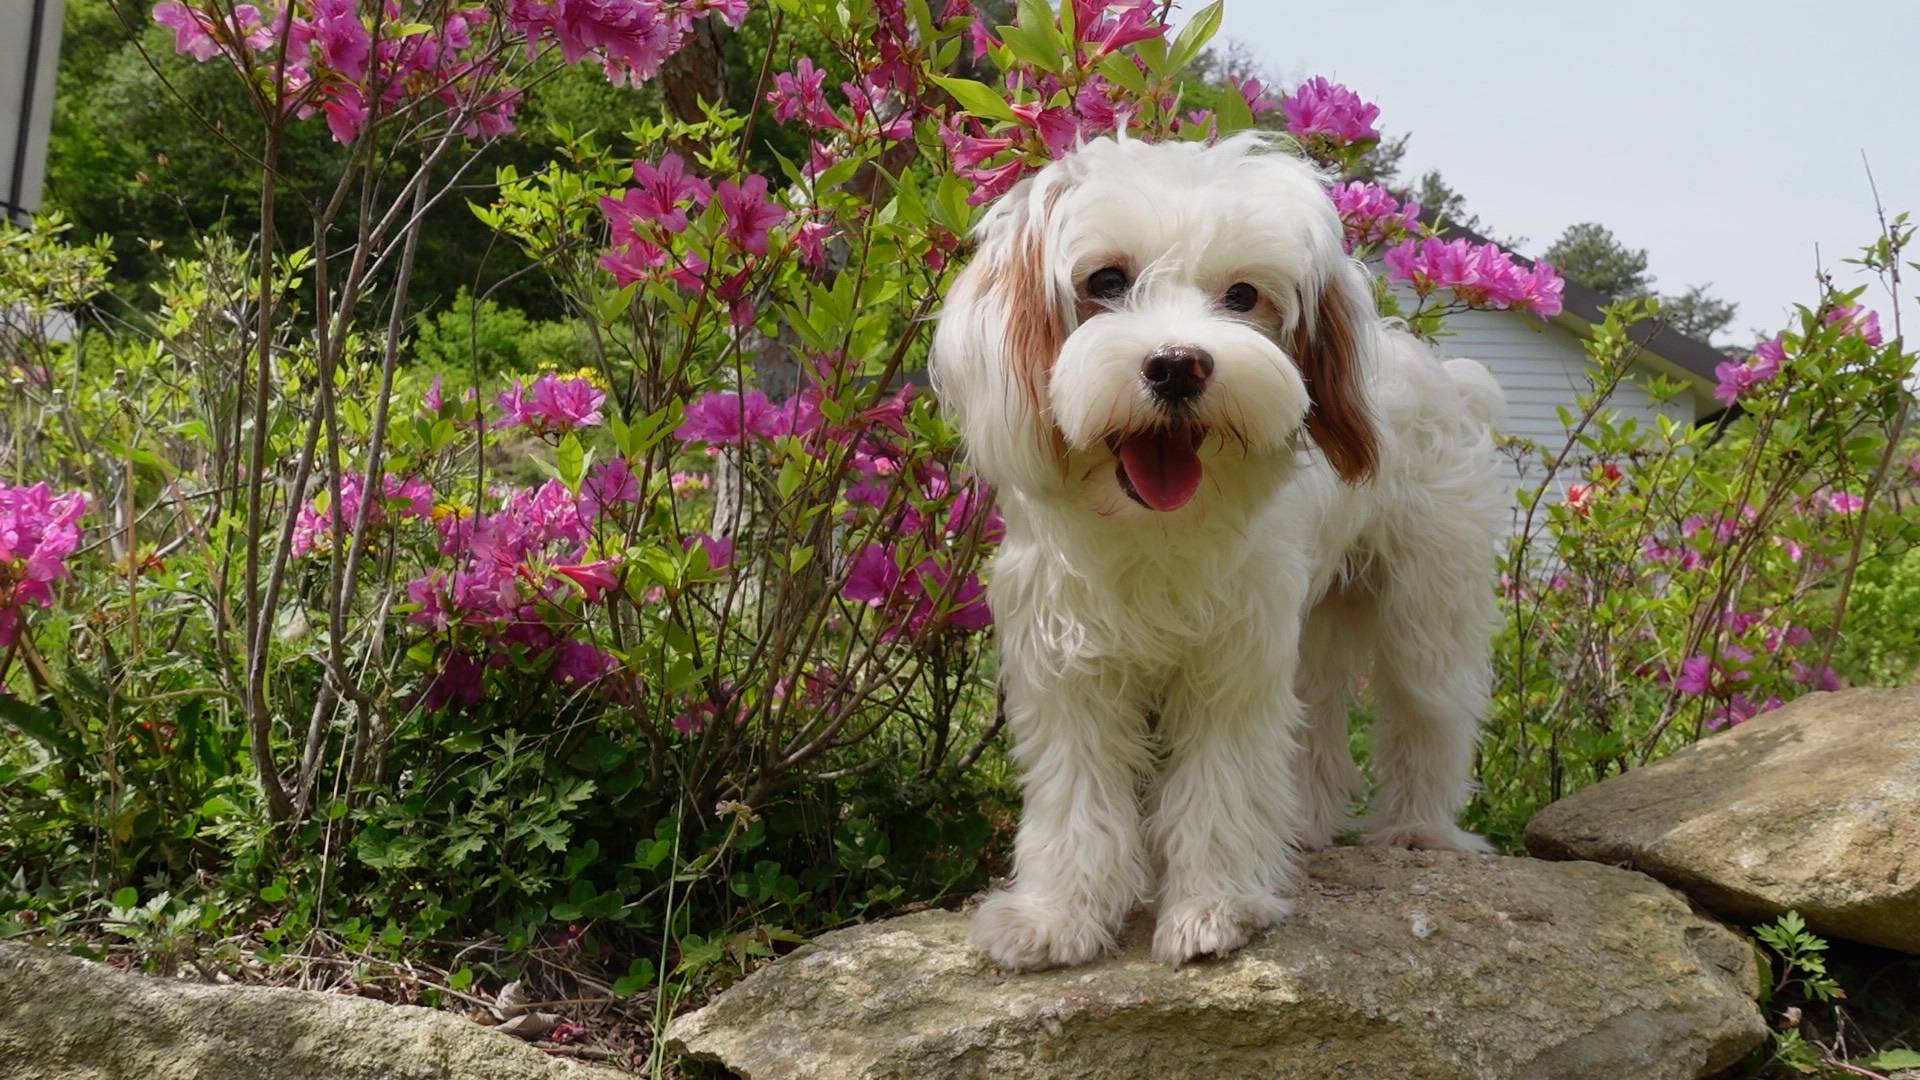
[{"xmin": 1109, "ymin": 426, "xmax": 1207, "ymax": 512}]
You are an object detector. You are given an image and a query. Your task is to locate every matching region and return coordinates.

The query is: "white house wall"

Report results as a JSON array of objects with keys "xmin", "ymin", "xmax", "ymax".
[{"xmin": 1426, "ymin": 307, "xmax": 1698, "ymax": 506}]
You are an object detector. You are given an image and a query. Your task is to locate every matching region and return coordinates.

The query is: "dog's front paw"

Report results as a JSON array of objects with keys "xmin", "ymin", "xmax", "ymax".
[
  {"xmin": 1364, "ymin": 821, "xmax": 1494, "ymax": 854},
  {"xmin": 970, "ymin": 889, "xmax": 1117, "ymax": 972},
  {"xmin": 1151, "ymin": 893, "xmax": 1292, "ymax": 968}
]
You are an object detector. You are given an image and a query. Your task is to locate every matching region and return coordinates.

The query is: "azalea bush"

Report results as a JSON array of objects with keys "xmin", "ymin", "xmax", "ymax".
[{"xmin": 1469, "ymin": 242, "xmax": 1916, "ymax": 845}]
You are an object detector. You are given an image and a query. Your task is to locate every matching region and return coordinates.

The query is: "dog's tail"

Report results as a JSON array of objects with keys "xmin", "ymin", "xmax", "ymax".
[{"xmin": 1442, "ymin": 357, "xmax": 1506, "ymax": 428}]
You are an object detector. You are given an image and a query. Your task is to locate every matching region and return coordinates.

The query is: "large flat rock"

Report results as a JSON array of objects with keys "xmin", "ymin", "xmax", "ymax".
[
  {"xmin": 0, "ymin": 943, "xmax": 625, "ymax": 1080},
  {"xmin": 666, "ymin": 848, "xmax": 1763, "ymax": 1079},
  {"xmin": 1527, "ymin": 687, "xmax": 1920, "ymax": 953}
]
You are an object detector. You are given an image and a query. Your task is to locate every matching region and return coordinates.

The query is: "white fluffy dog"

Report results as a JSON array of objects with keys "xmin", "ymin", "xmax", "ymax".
[{"xmin": 930, "ymin": 134, "xmax": 1507, "ymax": 971}]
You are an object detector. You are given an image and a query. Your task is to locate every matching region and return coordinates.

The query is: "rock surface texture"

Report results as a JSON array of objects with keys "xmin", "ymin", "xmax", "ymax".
[
  {"xmin": 666, "ymin": 847, "xmax": 1764, "ymax": 1080},
  {"xmin": 1527, "ymin": 686, "xmax": 1920, "ymax": 953},
  {"xmin": 0, "ymin": 943, "xmax": 625, "ymax": 1080}
]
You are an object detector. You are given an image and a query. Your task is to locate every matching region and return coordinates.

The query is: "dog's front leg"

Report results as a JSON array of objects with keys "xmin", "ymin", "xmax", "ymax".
[
  {"xmin": 971, "ymin": 662, "xmax": 1151, "ymax": 972},
  {"xmin": 1149, "ymin": 643, "xmax": 1302, "ymax": 967}
]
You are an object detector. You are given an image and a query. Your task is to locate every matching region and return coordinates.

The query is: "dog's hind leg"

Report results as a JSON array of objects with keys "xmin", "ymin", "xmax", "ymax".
[
  {"xmin": 1295, "ymin": 585, "xmax": 1374, "ymax": 850},
  {"xmin": 1359, "ymin": 543, "xmax": 1498, "ymax": 855}
]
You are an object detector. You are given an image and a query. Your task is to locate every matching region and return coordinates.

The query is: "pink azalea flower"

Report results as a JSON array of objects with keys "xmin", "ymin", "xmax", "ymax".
[
  {"xmin": 1282, "ymin": 77, "xmax": 1381, "ymax": 145},
  {"xmin": 685, "ymin": 533, "xmax": 734, "ymax": 570},
  {"xmin": 1674, "ymin": 655, "xmax": 1714, "ymax": 695},
  {"xmin": 676, "ymin": 389, "xmax": 780, "ymax": 443},
  {"xmin": 1235, "ymin": 76, "xmax": 1279, "ymax": 117},
  {"xmin": 1826, "ymin": 304, "xmax": 1884, "ymax": 346},
  {"xmin": 1329, "ymin": 181, "xmax": 1420, "ymax": 252},
  {"xmin": 604, "ymin": 153, "xmax": 711, "ymax": 237},
  {"xmin": 552, "ymin": 640, "xmax": 622, "ymax": 687},
  {"xmin": 421, "ymin": 651, "xmax": 487, "ymax": 710},
  {"xmin": 1715, "ymin": 334, "xmax": 1788, "ymax": 405},
  {"xmin": 842, "ymin": 543, "xmax": 902, "ymax": 606},
  {"xmin": 794, "ymin": 221, "xmax": 836, "ymax": 270},
  {"xmin": 553, "ymin": 560, "xmax": 620, "ymax": 602},
  {"xmin": 767, "ymin": 57, "xmax": 840, "ymax": 129},
  {"xmin": 1071, "ymin": 0, "xmax": 1163, "ymax": 56},
  {"xmin": 0, "ymin": 483, "xmax": 88, "ymax": 646},
  {"xmin": 1708, "ymin": 693, "xmax": 1783, "ymax": 732},
  {"xmin": 1790, "ymin": 662, "xmax": 1843, "ymax": 692},
  {"xmin": 966, "ymin": 14, "xmax": 997, "ymax": 59},
  {"xmin": 715, "ymin": 174, "xmax": 784, "ymax": 256},
  {"xmin": 583, "ymin": 458, "xmax": 642, "ymax": 517},
  {"xmin": 496, "ymin": 373, "xmax": 606, "ymax": 434},
  {"xmin": 690, "ymin": 0, "xmax": 748, "ymax": 26},
  {"xmin": 505, "ymin": 0, "xmax": 694, "ymax": 86},
  {"xmin": 964, "ymin": 158, "xmax": 1029, "ymax": 205},
  {"xmin": 1826, "ymin": 490, "xmax": 1865, "ymax": 514},
  {"xmin": 1384, "ymin": 237, "xmax": 1564, "ymax": 318}
]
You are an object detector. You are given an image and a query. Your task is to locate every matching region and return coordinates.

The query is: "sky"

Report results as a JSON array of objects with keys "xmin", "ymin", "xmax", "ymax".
[{"xmin": 1202, "ymin": 0, "xmax": 1918, "ymax": 344}]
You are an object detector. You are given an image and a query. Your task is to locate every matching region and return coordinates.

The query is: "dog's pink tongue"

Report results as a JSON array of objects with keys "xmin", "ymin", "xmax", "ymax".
[{"xmin": 1118, "ymin": 430, "xmax": 1203, "ymax": 512}]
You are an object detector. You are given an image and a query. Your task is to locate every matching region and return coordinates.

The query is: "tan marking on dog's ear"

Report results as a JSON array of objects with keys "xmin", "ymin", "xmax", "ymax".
[
  {"xmin": 1293, "ymin": 278, "xmax": 1380, "ymax": 485},
  {"xmin": 994, "ymin": 185, "xmax": 1071, "ymax": 465}
]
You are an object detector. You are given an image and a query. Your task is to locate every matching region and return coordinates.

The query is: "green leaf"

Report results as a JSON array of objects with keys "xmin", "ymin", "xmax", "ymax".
[
  {"xmin": 776, "ymin": 458, "xmax": 807, "ymax": 502},
  {"xmin": 259, "ymin": 880, "xmax": 288, "ymax": 903},
  {"xmin": 612, "ymin": 958, "xmax": 656, "ymax": 997},
  {"xmin": 930, "ymin": 76, "xmax": 1020, "ymax": 124},
  {"xmin": 556, "ymin": 433, "xmax": 585, "ymax": 492},
  {"xmin": 1857, "ymin": 1050, "xmax": 1920, "ymax": 1069},
  {"xmin": 111, "ymin": 887, "xmax": 138, "ymax": 910},
  {"xmin": 1097, "ymin": 53, "xmax": 1146, "ymax": 93},
  {"xmin": 996, "ymin": 24, "xmax": 1063, "ymax": 73},
  {"xmin": 1215, "ymin": 76, "xmax": 1255, "ymax": 135},
  {"xmin": 449, "ymin": 967, "xmax": 474, "ymax": 992},
  {"xmin": 1166, "ymin": 1, "xmax": 1223, "ymax": 74},
  {"xmin": 0, "ymin": 698, "xmax": 81, "ymax": 760}
]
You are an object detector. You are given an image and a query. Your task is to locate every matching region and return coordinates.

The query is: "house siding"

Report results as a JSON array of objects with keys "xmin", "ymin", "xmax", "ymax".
[{"xmin": 1426, "ymin": 308, "xmax": 1698, "ymax": 503}]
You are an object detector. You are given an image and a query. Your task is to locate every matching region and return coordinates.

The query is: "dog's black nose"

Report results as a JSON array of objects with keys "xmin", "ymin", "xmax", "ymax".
[{"xmin": 1142, "ymin": 345, "xmax": 1214, "ymax": 405}]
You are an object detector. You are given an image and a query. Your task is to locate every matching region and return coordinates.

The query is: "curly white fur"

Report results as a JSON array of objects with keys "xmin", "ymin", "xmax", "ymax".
[{"xmin": 931, "ymin": 135, "xmax": 1506, "ymax": 971}]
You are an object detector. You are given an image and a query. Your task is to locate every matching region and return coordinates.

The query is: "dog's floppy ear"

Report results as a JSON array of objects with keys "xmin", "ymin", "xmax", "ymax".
[
  {"xmin": 1292, "ymin": 264, "xmax": 1380, "ymax": 485},
  {"xmin": 930, "ymin": 174, "xmax": 1072, "ymax": 493}
]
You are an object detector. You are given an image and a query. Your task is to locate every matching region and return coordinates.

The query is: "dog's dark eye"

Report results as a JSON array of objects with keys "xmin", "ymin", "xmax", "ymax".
[
  {"xmin": 1222, "ymin": 282, "xmax": 1259, "ymax": 312},
  {"xmin": 1087, "ymin": 266, "xmax": 1130, "ymax": 301}
]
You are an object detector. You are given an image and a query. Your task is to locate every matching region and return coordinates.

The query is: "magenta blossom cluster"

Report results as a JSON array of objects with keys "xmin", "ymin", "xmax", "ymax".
[
  {"xmin": 599, "ymin": 154, "xmax": 785, "ymax": 300},
  {"xmin": 1713, "ymin": 334, "xmax": 1787, "ymax": 406},
  {"xmin": 1825, "ymin": 303, "xmax": 1884, "ymax": 346},
  {"xmin": 843, "ymin": 543, "xmax": 991, "ymax": 639},
  {"xmin": 674, "ymin": 378, "xmax": 995, "ymax": 639},
  {"xmin": 496, "ymin": 373, "xmax": 607, "ymax": 435},
  {"xmin": 932, "ymin": 0, "xmax": 1172, "ymax": 203},
  {"xmin": 153, "ymin": 0, "xmax": 746, "ymax": 144},
  {"xmin": 1282, "ymin": 77, "xmax": 1381, "ymax": 146},
  {"xmin": 675, "ymin": 388, "xmax": 821, "ymax": 444},
  {"xmin": 292, "ymin": 472, "xmax": 435, "ymax": 557},
  {"xmin": 504, "ymin": 0, "xmax": 744, "ymax": 87},
  {"xmin": 1329, "ymin": 181, "xmax": 1420, "ymax": 253},
  {"xmin": 1384, "ymin": 237, "xmax": 1566, "ymax": 318},
  {"xmin": 407, "ymin": 478, "xmax": 631, "ymax": 708},
  {"xmin": 0, "ymin": 483, "xmax": 88, "ymax": 648},
  {"xmin": 1666, "ymin": 608, "xmax": 1842, "ymax": 731},
  {"xmin": 155, "ymin": 0, "xmax": 521, "ymax": 143}
]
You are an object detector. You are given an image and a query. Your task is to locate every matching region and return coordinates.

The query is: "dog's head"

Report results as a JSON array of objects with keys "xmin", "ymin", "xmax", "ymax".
[{"xmin": 931, "ymin": 135, "xmax": 1378, "ymax": 515}]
